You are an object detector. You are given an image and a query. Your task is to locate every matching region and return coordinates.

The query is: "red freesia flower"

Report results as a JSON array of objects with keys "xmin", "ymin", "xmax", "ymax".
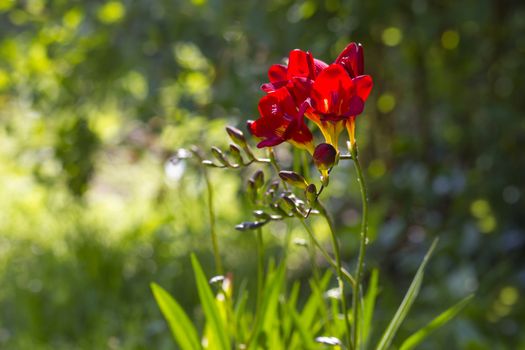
[
  {"xmin": 306, "ymin": 43, "xmax": 373, "ymax": 148},
  {"xmin": 335, "ymin": 42, "xmax": 364, "ymax": 78},
  {"xmin": 262, "ymin": 49, "xmax": 328, "ymax": 104},
  {"xmin": 247, "ymin": 87, "xmax": 314, "ymax": 152},
  {"xmin": 248, "ymin": 42, "xmax": 372, "ymax": 152}
]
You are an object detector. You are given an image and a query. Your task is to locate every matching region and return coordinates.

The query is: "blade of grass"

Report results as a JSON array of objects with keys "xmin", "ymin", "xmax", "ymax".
[
  {"xmin": 248, "ymin": 259, "xmax": 286, "ymax": 350},
  {"xmin": 399, "ymin": 294, "xmax": 474, "ymax": 350},
  {"xmin": 287, "ymin": 302, "xmax": 316, "ymax": 349},
  {"xmin": 191, "ymin": 254, "xmax": 231, "ymax": 350},
  {"xmin": 362, "ymin": 269, "xmax": 379, "ymax": 349},
  {"xmin": 300, "ymin": 270, "xmax": 332, "ymax": 330},
  {"xmin": 150, "ymin": 282, "xmax": 201, "ymax": 350},
  {"xmin": 375, "ymin": 238, "xmax": 438, "ymax": 350}
]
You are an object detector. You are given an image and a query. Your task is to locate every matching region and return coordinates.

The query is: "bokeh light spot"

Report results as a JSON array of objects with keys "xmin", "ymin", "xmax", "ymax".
[
  {"xmin": 63, "ymin": 8, "xmax": 83, "ymax": 29},
  {"xmin": 0, "ymin": 0, "xmax": 15, "ymax": 12},
  {"xmin": 470, "ymin": 199, "xmax": 490, "ymax": 218},
  {"xmin": 368, "ymin": 159, "xmax": 386, "ymax": 178},
  {"xmin": 441, "ymin": 30, "xmax": 460, "ymax": 50},
  {"xmin": 97, "ymin": 1, "xmax": 125, "ymax": 24},
  {"xmin": 0, "ymin": 69, "xmax": 10, "ymax": 90},
  {"xmin": 377, "ymin": 93, "xmax": 396, "ymax": 113},
  {"xmin": 470, "ymin": 199, "xmax": 497, "ymax": 233},
  {"xmin": 382, "ymin": 27, "xmax": 403, "ymax": 47},
  {"xmin": 500, "ymin": 286, "xmax": 519, "ymax": 306}
]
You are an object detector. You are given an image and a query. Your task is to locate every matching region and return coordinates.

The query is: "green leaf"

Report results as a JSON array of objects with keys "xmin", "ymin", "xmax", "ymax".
[
  {"xmin": 362, "ymin": 268, "xmax": 379, "ymax": 348},
  {"xmin": 399, "ymin": 294, "xmax": 474, "ymax": 350},
  {"xmin": 248, "ymin": 259, "xmax": 286, "ymax": 350},
  {"xmin": 191, "ymin": 254, "xmax": 231, "ymax": 350},
  {"xmin": 150, "ymin": 282, "xmax": 201, "ymax": 350},
  {"xmin": 234, "ymin": 280, "xmax": 250, "ymax": 343},
  {"xmin": 300, "ymin": 270, "xmax": 332, "ymax": 330},
  {"xmin": 287, "ymin": 302, "xmax": 316, "ymax": 349},
  {"xmin": 376, "ymin": 239, "xmax": 438, "ymax": 350}
]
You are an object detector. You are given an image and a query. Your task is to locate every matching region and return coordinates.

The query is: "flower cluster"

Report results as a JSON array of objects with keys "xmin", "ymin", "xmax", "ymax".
[{"xmin": 247, "ymin": 43, "xmax": 373, "ymax": 157}]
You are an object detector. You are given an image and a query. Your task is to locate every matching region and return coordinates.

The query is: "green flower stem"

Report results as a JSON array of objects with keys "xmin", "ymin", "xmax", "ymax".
[
  {"xmin": 255, "ymin": 227, "xmax": 265, "ymax": 314},
  {"xmin": 317, "ymin": 201, "xmax": 354, "ymax": 350},
  {"xmin": 350, "ymin": 144, "xmax": 369, "ymax": 349},
  {"xmin": 202, "ymin": 166, "xmax": 224, "ymax": 276},
  {"xmin": 298, "ymin": 218, "xmax": 355, "ymax": 288}
]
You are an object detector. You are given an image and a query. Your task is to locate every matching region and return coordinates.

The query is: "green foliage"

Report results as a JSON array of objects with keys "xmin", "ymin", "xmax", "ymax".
[
  {"xmin": 400, "ymin": 294, "xmax": 474, "ymax": 350},
  {"xmin": 0, "ymin": 0, "xmax": 523, "ymax": 348},
  {"xmin": 191, "ymin": 254, "xmax": 231, "ymax": 349},
  {"xmin": 376, "ymin": 239, "xmax": 438, "ymax": 350},
  {"xmin": 151, "ymin": 283, "xmax": 201, "ymax": 350}
]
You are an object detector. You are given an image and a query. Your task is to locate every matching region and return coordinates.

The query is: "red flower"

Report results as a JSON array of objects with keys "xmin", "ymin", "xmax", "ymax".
[
  {"xmin": 248, "ymin": 42, "xmax": 373, "ymax": 152},
  {"xmin": 306, "ymin": 43, "xmax": 373, "ymax": 148},
  {"xmin": 310, "ymin": 64, "xmax": 373, "ymax": 121},
  {"xmin": 247, "ymin": 87, "xmax": 314, "ymax": 152},
  {"xmin": 335, "ymin": 42, "xmax": 364, "ymax": 78},
  {"xmin": 261, "ymin": 49, "xmax": 327, "ymax": 104}
]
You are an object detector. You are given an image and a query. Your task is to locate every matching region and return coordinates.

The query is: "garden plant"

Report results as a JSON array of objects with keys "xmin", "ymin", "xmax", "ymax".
[{"xmin": 152, "ymin": 42, "xmax": 472, "ymax": 349}]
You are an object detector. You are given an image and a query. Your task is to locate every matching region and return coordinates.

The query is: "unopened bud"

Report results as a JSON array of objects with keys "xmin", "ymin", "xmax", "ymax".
[
  {"xmin": 229, "ymin": 144, "xmax": 244, "ymax": 165},
  {"xmin": 280, "ymin": 196, "xmax": 297, "ymax": 212},
  {"xmin": 235, "ymin": 221, "xmax": 266, "ymax": 231},
  {"xmin": 315, "ymin": 336, "xmax": 342, "ymax": 346},
  {"xmin": 225, "ymin": 126, "xmax": 247, "ymax": 147},
  {"xmin": 313, "ymin": 143, "xmax": 337, "ymax": 186},
  {"xmin": 253, "ymin": 210, "xmax": 271, "ymax": 220},
  {"xmin": 209, "ymin": 275, "xmax": 225, "ymax": 285},
  {"xmin": 251, "ymin": 170, "xmax": 264, "ymax": 189},
  {"xmin": 279, "ymin": 171, "xmax": 308, "ymax": 189},
  {"xmin": 270, "ymin": 203, "xmax": 290, "ymax": 217},
  {"xmin": 211, "ymin": 147, "xmax": 232, "ymax": 167},
  {"xmin": 247, "ymin": 179, "xmax": 257, "ymax": 203},
  {"xmin": 305, "ymin": 184, "xmax": 317, "ymax": 204},
  {"xmin": 293, "ymin": 238, "xmax": 308, "ymax": 247},
  {"xmin": 313, "ymin": 143, "xmax": 337, "ymax": 170}
]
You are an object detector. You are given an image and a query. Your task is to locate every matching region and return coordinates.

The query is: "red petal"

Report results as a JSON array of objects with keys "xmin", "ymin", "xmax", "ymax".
[
  {"xmin": 283, "ymin": 101, "xmax": 313, "ymax": 145},
  {"xmin": 346, "ymin": 95, "xmax": 365, "ymax": 116},
  {"xmin": 289, "ymin": 77, "xmax": 313, "ymax": 103},
  {"xmin": 335, "ymin": 42, "xmax": 364, "ymax": 77},
  {"xmin": 311, "ymin": 64, "xmax": 354, "ymax": 115},
  {"xmin": 353, "ymin": 75, "xmax": 373, "ymax": 101},
  {"xmin": 248, "ymin": 88, "xmax": 299, "ymax": 148},
  {"xmin": 313, "ymin": 58, "xmax": 328, "ymax": 76},
  {"xmin": 287, "ymin": 49, "xmax": 315, "ymax": 80},
  {"xmin": 257, "ymin": 137, "xmax": 285, "ymax": 148},
  {"xmin": 268, "ymin": 64, "xmax": 287, "ymax": 83},
  {"xmin": 261, "ymin": 81, "xmax": 286, "ymax": 93}
]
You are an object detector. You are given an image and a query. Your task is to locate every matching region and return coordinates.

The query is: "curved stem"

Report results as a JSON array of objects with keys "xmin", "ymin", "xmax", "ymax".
[
  {"xmin": 318, "ymin": 201, "xmax": 353, "ymax": 350},
  {"xmin": 202, "ymin": 166, "xmax": 224, "ymax": 276},
  {"xmin": 350, "ymin": 144, "xmax": 369, "ymax": 349},
  {"xmin": 298, "ymin": 218, "xmax": 355, "ymax": 288},
  {"xmin": 255, "ymin": 227, "xmax": 265, "ymax": 314}
]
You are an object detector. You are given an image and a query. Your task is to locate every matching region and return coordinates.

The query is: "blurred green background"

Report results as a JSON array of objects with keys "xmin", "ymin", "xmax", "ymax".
[{"xmin": 0, "ymin": 0, "xmax": 524, "ymax": 349}]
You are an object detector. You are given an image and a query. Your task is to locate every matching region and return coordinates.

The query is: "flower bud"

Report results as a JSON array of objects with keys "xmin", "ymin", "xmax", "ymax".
[
  {"xmin": 270, "ymin": 203, "xmax": 290, "ymax": 217},
  {"xmin": 246, "ymin": 179, "xmax": 257, "ymax": 203},
  {"xmin": 251, "ymin": 170, "xmax": 265, "ymax": 189},
  {"xmin": 225, "ymin": 126, "xmax": 247, "ymax": 147},
  {"xmin": 252, "ymin": 210, "xmax": 271, "ymax": 220},
  {"xmin": 209, "ymin": 275, "xmax": 225, "ymax": 285},
  {"xmin": 278, "ymin": 171, "xmax": 308, "ymax": 189},
  {"xmin": 235, "ymin": 221, "xmax": 266, "ymax": 231},
  {"xmin": 280, "ymin": 196, "xmax": 297, "ymax": 212},
  {"xmin": 313, "ymin": 143, "xmax": 337, "ymax": 170},
  {"xmin": 315, "ymin": 336, "xmax": 342, "ymax": 346},
  {"xmin": 211, "ymin": 146, "xmax": 232, "ymax": 167},
  {"xmin": 305, "ymin": 183, "xmax": 317, "ymax": 205},
  {"xmin": 313, "ymin": 143, "xmax": 337, "ymax": 186},
  {"xmin": 229, "ymin": 144, "xmax": 244, "ymax": 165}
]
